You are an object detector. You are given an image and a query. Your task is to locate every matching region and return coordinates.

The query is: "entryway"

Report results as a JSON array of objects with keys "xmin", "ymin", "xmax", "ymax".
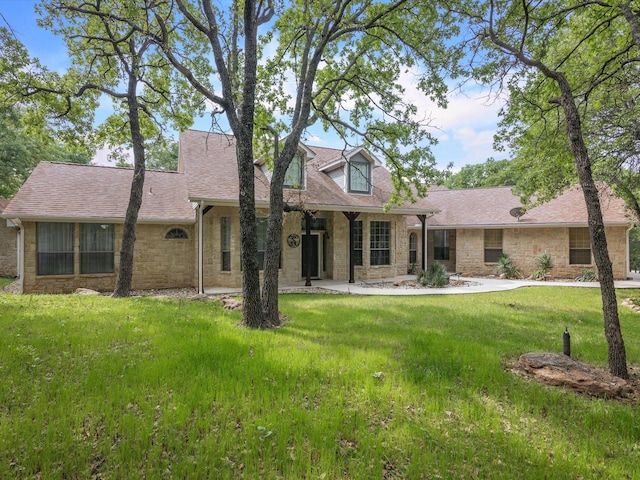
[{"xmin": 301, "ymin": 234, "xmax": 321, "ymax": 279}]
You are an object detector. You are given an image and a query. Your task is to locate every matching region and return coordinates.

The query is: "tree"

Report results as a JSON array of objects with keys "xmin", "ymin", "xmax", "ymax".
[
  {"xmin": 0, "ymin": 25, "xmax": 94, "ymax": 198},
  {"xmin": 152, "ymin": 0, "xmax": 453, "ymax": 328},
  {"xmin": 444, "ymin": 158, "xmax": 515, "ymax": 189},
  {"xmin": 446, "ymin": 0, "xmax": 633, "ymax": 377},
  {"xmin": 147, "ymin": 139, "xmax": 179, "ymax": 171},
  {"xmin": 36, "ymin": 0, "xmax": 199, "ymax": 297}
]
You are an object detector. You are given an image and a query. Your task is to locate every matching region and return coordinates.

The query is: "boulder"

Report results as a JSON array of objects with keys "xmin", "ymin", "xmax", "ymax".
[
  {"xmin": 74, "ymin": 288, "xmax": 102, "ymax": 295},
  {"xmin": 519, "ymin": 352, "xmax": 631, "ymax": 398}
]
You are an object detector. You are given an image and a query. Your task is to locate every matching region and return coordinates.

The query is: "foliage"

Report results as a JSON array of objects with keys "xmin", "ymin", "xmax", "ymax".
[
  {"xmin": 417, "ymin": 262, "xmax": 447, "ymax": 287},
  {"xmin": 147, "ymin": 140, "xmax": 179, "ymax": 171},
  {"xmin": 530, "ymin": 252, "xmax": 554, "ymax": 281},
  {"xmin": 1, "ymin": 289, "xmax": 640, "ymax": 478},
  {"xmin": 444, "ymin": 158, "xmax": 516, "ymax": 189},
  {"xmin": 575, "ymin": 268, "xmax": 598, "ymax": 283},
  {"xmin": 0, "ymin": 107, "xmax": 91, "ymax": 198},
  {"xmin": 495, "ymin": 253, "xmax": 521, "ymax": 279}
]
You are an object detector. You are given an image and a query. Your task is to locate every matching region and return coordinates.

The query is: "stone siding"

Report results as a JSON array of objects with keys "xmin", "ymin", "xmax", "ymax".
[
  {"xmin": 453, "ymin": 226, "xmax": 628, "ymax": 279},
  {"xmin": 0, "ymin": 219, "xmax": 18, "ymax": 276},
  {"xmin": 21, "ymin": 221, "xmax": 195, "ymax": 294}
]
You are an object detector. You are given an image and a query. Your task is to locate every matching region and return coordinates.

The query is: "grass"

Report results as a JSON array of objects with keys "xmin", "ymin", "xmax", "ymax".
[
  {"xmin": 1, "ymin": 287, "xmax": 640, "ymax": 479},
  {"xmin": 0, "ymin": 277, "xmax": 15, "ymax": 289}
]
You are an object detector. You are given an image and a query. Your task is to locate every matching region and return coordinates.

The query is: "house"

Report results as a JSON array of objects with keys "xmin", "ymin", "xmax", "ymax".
[
  {"xmin": 0, "ymin": 199, "xmax": 18, "ymax": 277},
  {"xmin": 408, "ymin": 185, "xmax": 630, "ymax": 279},
  {"xmin": 0, "ymin": 129, "xmax": 631, "ymax": 294}
]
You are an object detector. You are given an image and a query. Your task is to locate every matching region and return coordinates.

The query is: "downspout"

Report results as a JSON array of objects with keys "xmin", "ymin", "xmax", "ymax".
[{"xmin": 198, "ymin": 202, "xmax": 204, "ymax": 294}]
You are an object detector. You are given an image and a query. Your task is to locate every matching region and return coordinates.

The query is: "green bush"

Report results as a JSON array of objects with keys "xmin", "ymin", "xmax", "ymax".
[
  {"xmin": 495, "ymin": 253, "xmax": 521, "ymax": 279},
  {"xmin": 575, "ymin": 268, "xmax": 598, "ymax": 282},
  {"xmin": 417, "ymin": 262, "xmax": 447, "ymax": 287},
  {"xmin": 531, "ymin": 252, "xmax": 553, "ymax": 280}
]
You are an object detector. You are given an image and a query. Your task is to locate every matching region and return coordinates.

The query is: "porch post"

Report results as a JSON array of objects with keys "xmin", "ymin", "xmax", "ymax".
[
  {"xmin": 343, "ymin": 211, "xmax": 360, "ymax": 283},
  {"xmin": 304, "ymin": 211, "xmax": 314, "ymax": 286},
  {"xmin": 418, "ymin": 214, "xmax": 426, "ymax": 272}
]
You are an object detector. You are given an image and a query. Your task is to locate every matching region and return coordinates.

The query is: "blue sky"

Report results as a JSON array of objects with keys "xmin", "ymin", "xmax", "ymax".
[{"xmin": 0, "ymin": 0, "xmax": 507, "ymax": 170}]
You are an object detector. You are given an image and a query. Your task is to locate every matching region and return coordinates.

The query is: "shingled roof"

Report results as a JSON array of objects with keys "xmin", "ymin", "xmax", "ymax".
[
  {"xmin": 413, "ymin": 184, "xmax": 629, "ymax": 228},
  {"xmin": 1, "ymin": 162, "xmax": 195, "ymax": 223},
  {"xmin": 178, "ymin": 129, "xmax": 433, "ymax": 214}
]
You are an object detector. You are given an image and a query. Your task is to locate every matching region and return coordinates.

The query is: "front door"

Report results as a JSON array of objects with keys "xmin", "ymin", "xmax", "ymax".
[{"xmin": 301, "ymin": 234, "xmax": 320, "ymax": 278}]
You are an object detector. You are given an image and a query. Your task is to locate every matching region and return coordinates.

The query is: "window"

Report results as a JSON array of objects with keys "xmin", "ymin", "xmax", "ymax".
[
  {"xmin": 484, "ymin": 229, "xmax": 503, "ymax": 263},
  {"xmin": 80, "ymin": 224, "xmax": 114, "ymax": 274},
  {"xmin": 370, "ymin": 221, "xmax": 391, "ymax": 265},
  {"xmin": 353, "ymin": 221, "xmax": 363, "ymax": 266},
  {"xmin": 165, "ymin": 228, "xmax": 188, "ymax": 239},
  {"xmin": 301, "ymin": 217, "xmax": 326, "ymax": 231},
  {"xmin": 284, "ymin": 153, "xmax": 304, "ymax": 189},
  {"xmin": 434, "ymin": 230, "xmax": 450, "ymax": 261},
  {"xmin": 570, "ymin": 227, "xmax": 591, "ymax": 264},
  {"xmin": 348, "ymin": 159, "xmax": 371, "ymax": 193},
  {"xmin": 409, "ymin": 232, "xmax": 418, "ymax": 264},
  {"xmin": 37, "ymin": 222, "xmax": 74, "ymax": 275},
  {"xmin": 221, "ymin": 217, "xmax": 231, "ymax": 271},
  {"xmin": 257, "ymin": 217, "xmax": 268, "ymax": 269}
]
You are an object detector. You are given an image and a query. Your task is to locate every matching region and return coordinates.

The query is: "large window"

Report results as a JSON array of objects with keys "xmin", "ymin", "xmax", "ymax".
[
  {"xmin": 370, "ymin": 221, "xmax": 391, "ymax": 266},
  {"xmin": 348, "ymin": 159, "xmax": 371, "ymax": 193},
  {"xmin": 570, "ymin": 227, "xmax": 591, "ymax": 264},
  {"xmin": 484, "ymin": 229, "xmax": 503, "ymax": 263},
  {"xmin": 37, "ymin": 222, "xmax": 74, "ymax": 275},
  {"xmin": 353, "ymin": 220, "xmax": 363, "ymax": 266},
  {"xmin": 80, "ymin": 223, "xmax": 114, "ymax": 274},
  {"xmin": 221, "ymin": 217, "xmax": 231, "ymax": 271},
  {"xmin": 434, "ymin": 230, "xmax": 450, "ymax": 261},
  {"xmin": 409, "ymin": 232, "xmax": 418, "ymax": 264},
  {"xmin": 284, "ymin": 153, "xmax": 305, "ymax": 189}
]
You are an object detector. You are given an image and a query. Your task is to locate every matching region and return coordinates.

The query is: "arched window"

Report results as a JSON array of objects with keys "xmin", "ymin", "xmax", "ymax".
[
  {"xmin": 165, "ymin": 228, "xmax": 188, "ymax": 239},
  {"xmin": 409, "ymin": 232, "xmax": 418, "ymax": 264}
]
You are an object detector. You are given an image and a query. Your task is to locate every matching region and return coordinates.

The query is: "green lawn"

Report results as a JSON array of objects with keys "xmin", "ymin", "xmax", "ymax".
[
  {"xmin": 0, "ymin": 277, "xmax": 15, "ymax": 289},
  {"xmin": 1, "ymin": 287, "xmax": 640, "ymax": 479}
]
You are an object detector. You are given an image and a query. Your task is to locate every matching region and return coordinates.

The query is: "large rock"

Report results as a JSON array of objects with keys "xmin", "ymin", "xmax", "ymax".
[{"xmin": 519, "ymin": 352, "xmax": 632, "ymax": 398}]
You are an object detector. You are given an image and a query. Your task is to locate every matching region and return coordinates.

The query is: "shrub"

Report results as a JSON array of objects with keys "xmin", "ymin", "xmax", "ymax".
[
  {"xmin": 417, "ymin": 262, "xmax": 447, "ymax": 287},
  {"xmin": 531, "ymin": 252, "xmax": 553, "ymax": 280},
  {"xmin": 495, "ymin": 253, "xmax": 521, "ymax": 279},
  {"xmin": 575, "ymin": 268, "xmax": 598, "ymax": 282}
]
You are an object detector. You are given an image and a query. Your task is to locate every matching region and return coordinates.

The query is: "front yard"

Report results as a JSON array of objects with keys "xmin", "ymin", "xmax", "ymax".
[{"xmin": 1, "ymin": 287, "xmax": 640, "ymax": 479}]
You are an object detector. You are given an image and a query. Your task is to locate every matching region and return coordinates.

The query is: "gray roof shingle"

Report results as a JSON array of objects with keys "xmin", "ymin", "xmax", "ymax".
[{"xmin": 2, "ymin": 162, "xmax": 194, "ymax": 223}]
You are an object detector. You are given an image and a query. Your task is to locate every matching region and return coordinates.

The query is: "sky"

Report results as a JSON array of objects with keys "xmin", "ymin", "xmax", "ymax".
[{"xmin": 0, "ymin": 0, "xmax": 508, "ymax": 171}]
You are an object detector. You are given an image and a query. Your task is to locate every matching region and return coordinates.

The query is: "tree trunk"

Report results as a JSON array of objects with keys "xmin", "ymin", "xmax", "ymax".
[
  {"xmin": 113, "ymin": 71, "xmax": 145, "ymax": 298},
  {"xmin": 555, "ymin": 74, "xmax": 628, "ymax": 379},
  {"xmin": 236, "ymin": 0, "xmax": 264, "ymax": 328}
]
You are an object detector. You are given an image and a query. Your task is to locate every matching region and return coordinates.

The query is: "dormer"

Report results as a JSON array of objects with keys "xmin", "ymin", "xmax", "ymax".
[
  {"xmin": 318, "ymin": 147, "xmax": 382, "ymax": 195},
  {"xmin": 254, "ymin": 142, "xmax": 316, "ymax": 190}
]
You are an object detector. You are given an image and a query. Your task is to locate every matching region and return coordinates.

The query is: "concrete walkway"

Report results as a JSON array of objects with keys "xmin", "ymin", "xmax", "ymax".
[{"xmin": 204, "ymin": 273, "xmax": 640, "ymax": 296}]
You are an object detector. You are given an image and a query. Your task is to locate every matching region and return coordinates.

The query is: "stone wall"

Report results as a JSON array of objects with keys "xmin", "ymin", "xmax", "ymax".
[
  {"xmin": 453, "ymin": 226, "xmax": 628, "ymax": 279},
  {"xmin": 0, "ymin": 219, "xmax": 18, "ymax": 277},
  {"xmin": 21, "ymin": 221, "xmax": 196, "ymax": 294}
]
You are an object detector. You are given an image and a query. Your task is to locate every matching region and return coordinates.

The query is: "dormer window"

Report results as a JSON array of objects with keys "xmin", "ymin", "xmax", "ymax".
[
  {"xmin": 284, "ymin": 153, "xmax": 305, "ymax": 189},
  {"xmin": 348, "ymin": 159, "xmax": 371, "ymax": 193}
]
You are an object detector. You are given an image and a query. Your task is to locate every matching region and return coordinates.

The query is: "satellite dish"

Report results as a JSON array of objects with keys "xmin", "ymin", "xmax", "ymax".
[{"xmin": 509, "ymin": 207, "xmax": 524, "ymax": 221}]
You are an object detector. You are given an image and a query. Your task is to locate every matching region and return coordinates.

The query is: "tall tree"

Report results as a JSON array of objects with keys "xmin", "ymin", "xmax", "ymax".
[
  {"xmin": 0, "ymin": 25, "xmax": 94, "ymax": 197},
  {"xmin": 152, "ymin": 0, "xmax": 452, "ymax": 328},
  {"xmin": 444, "ymin": 158, "xmax": 515, "ymax": 189},
  {"xmin": 36, "ymin": 0, "xmax": 199, "ymax": 297},
  {"xmin": 446, "ymin": 0, "xmax": 634, "ymax": 377}
]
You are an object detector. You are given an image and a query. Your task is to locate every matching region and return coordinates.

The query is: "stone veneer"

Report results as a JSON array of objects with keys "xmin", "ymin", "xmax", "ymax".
[
  {"xmin": 20, "ymin": 222, "xmax": 195, "ymax": 294},
  {"xmin": 0, "ymin": 219, "xmax": 18, "ymax": 277},
  {"xmin": 201, "ymin": 208, "xmax": 410, "ymax": 288},
  {"xmin": 452, "ymin": 226, "xmax": 628, "ymax": 279}
]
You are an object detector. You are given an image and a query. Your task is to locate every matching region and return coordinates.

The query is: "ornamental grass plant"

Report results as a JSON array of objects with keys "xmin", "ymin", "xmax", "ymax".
[{"xmin": 1, "ymin": 287, "xmax": 640, "ymax": 479}]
